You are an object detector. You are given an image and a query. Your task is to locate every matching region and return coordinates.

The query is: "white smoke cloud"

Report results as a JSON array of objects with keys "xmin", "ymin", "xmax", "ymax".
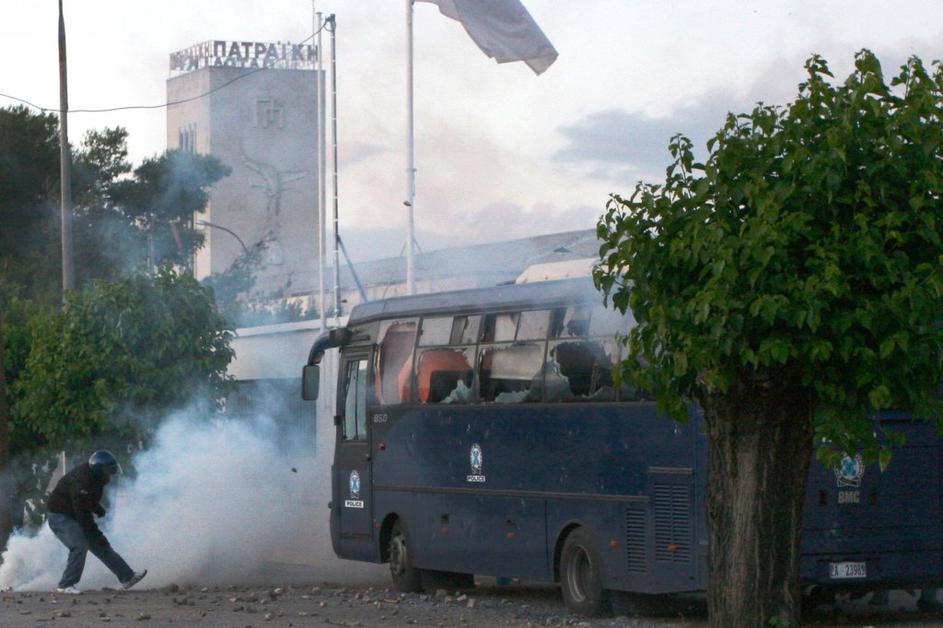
[{"xmin": 0, "ymin": 411, "xmax": 384, "ymax": 591}]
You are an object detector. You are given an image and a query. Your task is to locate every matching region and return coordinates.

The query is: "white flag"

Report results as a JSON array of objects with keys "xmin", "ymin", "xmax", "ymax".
[{"xmin": 417, "ymin": 0, "xmax": 558, "ymax": 75}]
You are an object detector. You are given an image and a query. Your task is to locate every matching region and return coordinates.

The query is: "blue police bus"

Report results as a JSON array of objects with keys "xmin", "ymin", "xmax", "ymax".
[{"xmin": 301, "ymin": 277, "xmax": 942, "ymax": 615}]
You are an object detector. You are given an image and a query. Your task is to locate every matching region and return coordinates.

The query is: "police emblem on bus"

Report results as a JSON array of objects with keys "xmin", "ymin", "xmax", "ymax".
[
  {"xmin": 834, "ymin": 453, "xmax": 865, "ymax": 488},
  {"xmin": 467, "ymin": 443, "xmax": 486, "ymax": 483},
  {"xmin": 345, "ymin": 470, "xmax": 364, "ymax": 509}
]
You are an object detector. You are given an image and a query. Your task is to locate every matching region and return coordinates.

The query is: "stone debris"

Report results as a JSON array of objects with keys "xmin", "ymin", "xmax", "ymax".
[{"xmin": 136, "ymin": 612, "xmax": 152, "ymax": 621}]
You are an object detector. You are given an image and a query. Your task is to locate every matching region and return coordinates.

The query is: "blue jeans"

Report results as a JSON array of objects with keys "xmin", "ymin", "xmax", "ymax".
[{"xmin": 47, "ymin": 512, "xmax": 134, "ymax": 588}]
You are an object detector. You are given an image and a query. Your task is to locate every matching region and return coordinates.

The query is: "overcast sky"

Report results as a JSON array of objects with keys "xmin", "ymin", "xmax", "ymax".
[{"xmin": 3, "ymin": 1, "xmax": 943, "ymax": 260}]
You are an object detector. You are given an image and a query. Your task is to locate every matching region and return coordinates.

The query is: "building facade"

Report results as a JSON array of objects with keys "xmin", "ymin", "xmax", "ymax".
[{"xmin": 166, "ymin": 40, "xmax": 323, "ymax": 296}]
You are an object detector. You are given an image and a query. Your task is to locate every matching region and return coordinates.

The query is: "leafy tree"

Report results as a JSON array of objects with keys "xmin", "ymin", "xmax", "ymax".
[
  {"xmin": 594, "ymin": 51, "xmax": 943, "ymax": 627},
  {"xmin": 111, "ymin": 150, "xmax": 231, "ymax": 269},
  {"xmin": 71, "ymin": 127, "xmax": 140, "ymax": 286},
  {"xmin": 0, "ymin": 107, "xmax": 230, "ymax": 298},
  {"xmin": 12, "ymin": 268, "xmax": 234, "ymax": 451},
  {"xmin": 202, "ymin": 240, "xmax": 267, "ymax": 324},
  {"xmin": 0, "ymin": 107, "xmax": 61, "ymax": 304}
]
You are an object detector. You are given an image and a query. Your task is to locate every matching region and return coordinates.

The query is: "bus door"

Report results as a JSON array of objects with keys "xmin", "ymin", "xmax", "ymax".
[{"xmin": 335, "ymin": 352, "xmax": 373, "ymax": 539}]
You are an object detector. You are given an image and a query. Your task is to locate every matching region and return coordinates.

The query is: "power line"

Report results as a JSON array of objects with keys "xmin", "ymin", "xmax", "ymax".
[{"xmin": 0, "ymin": 27, "xmax": 324, "ymax": 115}]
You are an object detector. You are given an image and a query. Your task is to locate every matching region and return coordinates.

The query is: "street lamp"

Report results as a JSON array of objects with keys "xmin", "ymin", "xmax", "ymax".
[{"xmin": 196, "ymin": 220, "xmax": 249, "ymax": 255}]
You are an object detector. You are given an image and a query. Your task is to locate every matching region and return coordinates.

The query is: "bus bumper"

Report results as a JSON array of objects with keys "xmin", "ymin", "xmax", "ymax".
[{"xmin": 801, "ymin": 549, "xmax": 943, "ymax": 589}]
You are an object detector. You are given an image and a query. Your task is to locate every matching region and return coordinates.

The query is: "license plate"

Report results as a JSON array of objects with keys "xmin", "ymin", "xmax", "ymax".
[{"xmin": 829, "ymin": 561, "xmax": 867, "ymax": 579}]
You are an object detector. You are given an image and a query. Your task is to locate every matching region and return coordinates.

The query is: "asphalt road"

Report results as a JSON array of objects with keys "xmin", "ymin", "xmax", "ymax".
[{"xmin": 2, "ymin": 581, "xmax": 942, "ymax": 627}]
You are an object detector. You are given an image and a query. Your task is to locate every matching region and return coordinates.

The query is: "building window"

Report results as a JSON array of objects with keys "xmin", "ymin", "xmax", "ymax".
[{"xmin": 178, "ymin": 124, "xmax": 197, "ymax": 153}]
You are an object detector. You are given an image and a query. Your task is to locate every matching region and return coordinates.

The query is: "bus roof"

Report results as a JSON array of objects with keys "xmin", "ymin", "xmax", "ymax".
[{"xmin": 347, "ymin": 278, "xmax": 605, "ymax": 326}]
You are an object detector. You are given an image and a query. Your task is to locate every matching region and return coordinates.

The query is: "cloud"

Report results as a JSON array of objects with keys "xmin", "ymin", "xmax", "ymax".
[{"xmin": 553, "ymin": 89, "xmax": 763, "ymax": 182}]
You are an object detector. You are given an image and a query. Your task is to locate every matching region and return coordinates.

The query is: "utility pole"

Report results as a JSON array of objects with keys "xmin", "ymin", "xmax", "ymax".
[
  {"xmin": 0, "ymin": 316, "xmax": 11, "ymax": 546},
  {"xmin": 58, "ymin": 0, "xmax": 75, "ymax": 299}
]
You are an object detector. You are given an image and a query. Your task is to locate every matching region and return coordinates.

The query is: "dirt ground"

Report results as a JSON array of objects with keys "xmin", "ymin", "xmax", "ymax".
[{"xmin": 2, "ymin": 580, "xmax": 942, "ymax": 627}]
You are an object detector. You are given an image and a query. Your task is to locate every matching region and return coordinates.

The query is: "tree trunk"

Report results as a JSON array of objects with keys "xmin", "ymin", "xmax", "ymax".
[
  {"xmin": 703, "ymin": 377, "xmax": 814, "ymax": 627},
  {"xmin": 0, "ymin": 316, "xmax": 11, "ymax": 548}
]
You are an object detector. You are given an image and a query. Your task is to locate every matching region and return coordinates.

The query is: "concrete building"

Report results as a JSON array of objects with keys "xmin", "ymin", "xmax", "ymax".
[{"xmin": 166, "ymin": 40, "xmax": 323, "ymax": 295}]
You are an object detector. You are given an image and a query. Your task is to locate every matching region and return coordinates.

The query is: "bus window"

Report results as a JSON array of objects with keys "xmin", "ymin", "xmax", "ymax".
[
  {"xmin": 343, "ymin": 360, "xmax": 368, "ymax": 440},
  {"xmin": 482, "ymin": 313, "xmax": 518, "ymax": 343},
  {"xmin": 450, "ymin": 315, "xmax": 480, "ymax": 345},
  {"xmin": 415, "ymin": 347, "xmax": 477, "ymax": 404},
  {"xmin": 516, "ymin": 310, "xmax": 551, "ymax": 341},
  {"xmin": 545, "ymin": 338, "xmax": 618, "ymax": 402},
  {"xmin": 376, "ymin": 319, "xmax": 418, "ymax": 405},
  {"xmin": 478, "ymin": 343, "xmax": 544, "ymax": 404},
  {"xmin": 554, "ymin": 306, "xmax": 592, "ymax": 338},
  {"xmin": 419, "ymin": 316, "xmax": 453, "ymax": 346},
  {"xmin": 589, "ymin": 306, "xmax": 630, "ymax": 337}
]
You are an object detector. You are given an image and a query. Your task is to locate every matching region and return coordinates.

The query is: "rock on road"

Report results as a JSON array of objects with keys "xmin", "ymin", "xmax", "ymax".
[{"xmin": 1, "ymin": 580, "xmax": 941, "ymax": 627}]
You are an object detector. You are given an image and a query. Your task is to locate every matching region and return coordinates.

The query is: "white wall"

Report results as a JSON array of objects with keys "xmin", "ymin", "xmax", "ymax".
[{"xmin": 229, "ymin": 320, "xmax": 345, "ymax": 567}]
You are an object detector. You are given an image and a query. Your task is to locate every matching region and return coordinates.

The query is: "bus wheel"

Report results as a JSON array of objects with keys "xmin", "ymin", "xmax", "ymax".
[
  {"xmin": 560, "ymin": 528, "xmax": 611, "ymax": 616},
  {"xmin": 389, "ymin": 520, "xmax": 423, "ymax": 593}
]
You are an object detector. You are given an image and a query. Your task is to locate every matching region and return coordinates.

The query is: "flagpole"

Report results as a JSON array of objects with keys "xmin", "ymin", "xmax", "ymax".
[
  {"xmin": 314, "ymin": 3, "xmax": 326, "ymax": 331},
  {"xmin": 405, "ymin": 0, "xmax": 416, "ymax": 295},
  {"xmin": 328, "ymin": 14, "xmax": 341, "ymax": 324}
]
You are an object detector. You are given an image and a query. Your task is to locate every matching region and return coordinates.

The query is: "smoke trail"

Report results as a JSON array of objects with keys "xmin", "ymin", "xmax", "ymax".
[{"xmin": 0, "ymin": 411, "xmax": 384, "ymax": 591}]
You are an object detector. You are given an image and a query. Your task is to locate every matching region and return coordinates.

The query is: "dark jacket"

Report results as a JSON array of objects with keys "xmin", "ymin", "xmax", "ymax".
[{"xmin": 47, "ymin": 462, "xmax": 108, "ymax": 544}]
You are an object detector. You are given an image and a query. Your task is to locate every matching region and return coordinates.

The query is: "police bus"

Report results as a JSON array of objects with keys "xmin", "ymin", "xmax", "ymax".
[{"xmin": 301, "ymin": 277, "xmax": 942, "ymax": 615}]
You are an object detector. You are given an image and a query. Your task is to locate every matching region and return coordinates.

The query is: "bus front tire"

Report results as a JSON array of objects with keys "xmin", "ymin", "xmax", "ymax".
[
  {"xmin": 560, "ymin": 527, "xmax": 611, "ymax": 616},
  {"xmin": 389, "ymin": 520, "xmax": 423, "ymax": 593}
]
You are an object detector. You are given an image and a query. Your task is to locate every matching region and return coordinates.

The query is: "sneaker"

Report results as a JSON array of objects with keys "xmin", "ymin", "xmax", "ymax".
[
  {"xmin": 56, "ymin": 586, "xmax": 81, "ymax": 594},
  {"xmin": 121, "ymin": 570, "xmax": 147, "ymax": 591}
]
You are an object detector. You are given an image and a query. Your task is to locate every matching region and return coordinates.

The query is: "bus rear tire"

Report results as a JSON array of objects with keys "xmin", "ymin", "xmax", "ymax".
[
  {"xmin": 389, "ymin": 520, "xmax": 423, "ymax": 593},
  {"xmin": 560, "ymin": 527, "xmax": 611, "ymax": 617}
]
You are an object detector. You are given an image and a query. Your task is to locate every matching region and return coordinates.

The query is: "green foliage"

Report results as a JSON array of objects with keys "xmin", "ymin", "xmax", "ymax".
[
  {"xmin": 0, "ymin": 108, "xmax": 231, "ymax": 300},
  {"xmin": 11, "ymin": 269, "xmax": 234, "ymax": 451},
  {"xmin": 595, "ymin": 51, "xmax": 943, "ymax": 462},
  {"xmin": 0, "ymin": 107, "xmax": 61, "ymax": 304},
  {"xmin": 111, "ymin": 150, "xmax": 231, "ymax": 268},
  {"xmin": 202, "ymin": 241, "xmax": 267, "ymax": 324}
]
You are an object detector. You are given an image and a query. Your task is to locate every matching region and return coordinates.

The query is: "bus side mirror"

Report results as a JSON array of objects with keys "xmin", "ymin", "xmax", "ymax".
[{"xmin": 302, "ymin": 365, "xmax": 320, "ymax": 400}]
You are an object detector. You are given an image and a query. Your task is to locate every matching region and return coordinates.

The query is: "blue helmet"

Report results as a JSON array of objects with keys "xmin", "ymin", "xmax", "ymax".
[{"xmin": 88, "ymin": 450, "xmax": 119, "ymax": 477}]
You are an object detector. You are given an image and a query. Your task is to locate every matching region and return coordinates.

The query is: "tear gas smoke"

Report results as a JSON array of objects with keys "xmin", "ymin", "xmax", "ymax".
[{"xmin": 0, "ymin": 411, "xmax": 384, "ymax": 591}]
